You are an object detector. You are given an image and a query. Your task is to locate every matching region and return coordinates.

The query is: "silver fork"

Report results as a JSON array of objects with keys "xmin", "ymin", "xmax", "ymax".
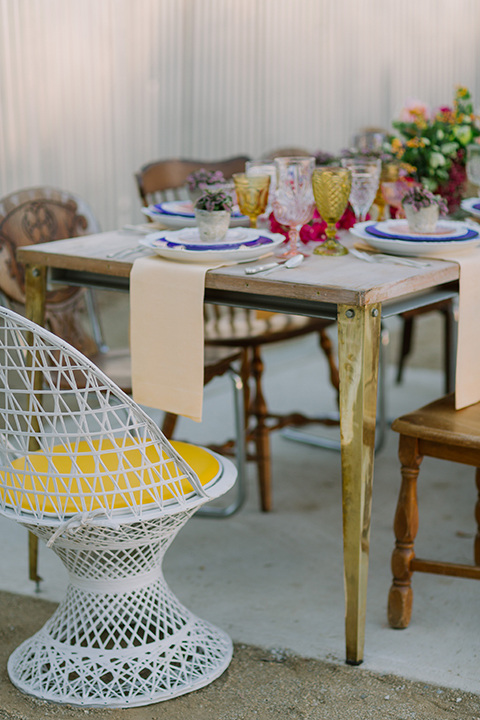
[
  {"xmin": 349, "ymin": 247, "xmax": 431, "ymax": 268},
  {"xmin": 106, "ymin": 245, "xmax": 150, "ymax": 259}
]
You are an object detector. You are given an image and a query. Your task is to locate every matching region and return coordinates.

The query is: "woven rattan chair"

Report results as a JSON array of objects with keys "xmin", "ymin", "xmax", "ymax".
[
  {"xmin": 0, "ymin": 306, "xmax": 236, "ymax": 706},
  {"xmin": 135, "ymin": 158, "xmax": 340, "ymax": 512}
]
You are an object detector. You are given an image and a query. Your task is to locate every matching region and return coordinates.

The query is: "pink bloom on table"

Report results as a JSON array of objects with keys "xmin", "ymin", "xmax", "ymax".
[
  {"xmin": 398, "ymin": 99, "xmax": 431, "ymax": 123},
  {"xmin": 269, "ymin": 204, "xmax": 361, "ymax": 245}
]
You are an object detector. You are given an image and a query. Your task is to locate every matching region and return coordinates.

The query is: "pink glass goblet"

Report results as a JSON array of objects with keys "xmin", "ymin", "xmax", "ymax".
[{"xmin": 272, "ymin": 157, "xmax": 315, "ymax": 258}]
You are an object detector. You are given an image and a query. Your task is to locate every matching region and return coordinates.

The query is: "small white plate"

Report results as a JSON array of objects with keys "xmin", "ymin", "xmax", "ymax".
[
  {"xmin": 139, "ymin": 229, "xmax": 284, "ymax": 263},
  {"xmin": 350, "ymin": 221, "xmax": 480, "ymax": 256},
  {"xmin": 375, "ymin": 220, "xmax": 466, "ymax": 240},
  {"xmin": 461, "ymin": 197, "xmax": 480, "ymax": 219}
]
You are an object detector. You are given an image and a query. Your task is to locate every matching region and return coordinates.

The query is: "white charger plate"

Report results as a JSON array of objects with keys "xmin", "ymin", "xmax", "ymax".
[
  {"xmin": 139, "ymin": 228, "xmax": 284, "ymax": 263},
  {"xmin": 350, "ymin": 221, "xmax": 480, "ymax": 256},
  {"xmin": 461, "ymin": 197, "xmax": 480, "ymax": 219},
  {"xmin": 142, "ymin": 201, "xmax": 250, "ymax": 229}
]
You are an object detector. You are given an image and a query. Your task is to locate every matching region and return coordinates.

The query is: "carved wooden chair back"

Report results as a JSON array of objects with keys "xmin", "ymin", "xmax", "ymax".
[
  {"xmin": 0, "ymin": 187, "xmax": 100, "ymax": 357},
  {"xmin": 135, "ymin": 156, "xmax": 250, "ymax": 206}
]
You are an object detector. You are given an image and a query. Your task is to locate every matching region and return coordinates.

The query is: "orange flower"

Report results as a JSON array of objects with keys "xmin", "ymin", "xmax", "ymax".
[
  {"xmin": 391, "ymin": 138, "xmax": 404, "ymax": 158},
  {"xmin": 406, "ymin": 137, "xmax": 426, "ymax": 149}
]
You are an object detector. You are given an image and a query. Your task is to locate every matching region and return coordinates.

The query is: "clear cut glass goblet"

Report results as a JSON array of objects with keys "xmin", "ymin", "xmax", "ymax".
[
  {"xmin": 341, "ymin": 157, "xmax": 381, "ymax": 223},
  {"xmin": 272, "ymin": 156, "xmax": 315, "ymax": 258},
  {"xmin": 312, "ymin": 167, "xmax": 351, "ymax": 256}
]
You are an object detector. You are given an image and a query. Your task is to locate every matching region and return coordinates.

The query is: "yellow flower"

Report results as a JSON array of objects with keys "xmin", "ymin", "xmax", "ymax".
[
  {"xmin": 456, "ymin": 86, "xmax": 468, "ymax": 98},
  {"xmin": 391, "ymin": 138, "xmax": 404, "ymax": 159},
  {"xmin": 406, "ymin": 137, "xmax": 426, "ymax": 149},
  {"xmin": 400, "ymin": 162, "xmax": 416, "ymax": 175}
]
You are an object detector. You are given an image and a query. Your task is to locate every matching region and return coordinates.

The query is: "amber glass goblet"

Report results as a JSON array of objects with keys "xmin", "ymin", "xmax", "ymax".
[
  {"xmin": 233, "ymin": 174, "xmax": 270, "ymax": 229},
  {"xmin": 312, "ymin": 167, "xmax": 352, "ymax": 256}
]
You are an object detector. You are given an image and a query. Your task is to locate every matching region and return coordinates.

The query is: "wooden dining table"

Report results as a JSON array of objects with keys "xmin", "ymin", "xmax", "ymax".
[{"xmin": 17, "ymin": 229, "xmax": 460, "ymax": 665}]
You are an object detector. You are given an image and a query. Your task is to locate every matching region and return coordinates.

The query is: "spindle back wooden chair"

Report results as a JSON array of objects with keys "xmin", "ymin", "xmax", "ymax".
[
  {"xmin": 136, "ymin": 158, "xmax": 340, "ymax": 512},
  {"xmin": 388, "ymin": 393, "xmax": 480, "ymax": 629}
]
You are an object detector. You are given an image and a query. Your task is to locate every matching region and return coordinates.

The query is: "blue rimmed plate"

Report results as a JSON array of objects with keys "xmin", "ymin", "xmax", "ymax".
[
  {"xmin": 139, "ymin": 228, "xmax": 285, "ymax": 263},
  {"xmin": 461, "ymin": 197, "xmax": 480, "ymax": 219},
  {"xmin": 142, "ymin": 200, "xmax": 249, "ymax": 229},
  {"xmin": 366, "ymin": 220, "xmax": 471, "ymax": 242},
  {"xmin": 350, "ymin": 221, "xmax": 480, "ymax": 256}
]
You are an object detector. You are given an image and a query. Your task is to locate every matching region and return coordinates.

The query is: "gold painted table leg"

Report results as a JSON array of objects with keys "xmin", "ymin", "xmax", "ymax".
[
  {"xmin": 338, "ymin": 303, "xmax": 381, "ymax": 664},
  {"xmin": 25, "ymin": 264, "xmax": 47, "ymax": 589}
]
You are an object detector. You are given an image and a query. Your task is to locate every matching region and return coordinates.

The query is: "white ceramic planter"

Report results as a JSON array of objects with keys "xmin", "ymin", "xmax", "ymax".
[
  {"xmin": 404, "ymin": 203, "xmax": 439, "ymax": 233},
  {"xmin": 195, "ymin": 209, "xmax": 231, "ymax": 242}
]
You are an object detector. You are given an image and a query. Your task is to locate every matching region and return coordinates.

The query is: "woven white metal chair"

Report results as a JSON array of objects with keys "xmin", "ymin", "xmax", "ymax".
[{"xmin": 0, "ymin": 307, "xmax": 236, "ymax": 707}]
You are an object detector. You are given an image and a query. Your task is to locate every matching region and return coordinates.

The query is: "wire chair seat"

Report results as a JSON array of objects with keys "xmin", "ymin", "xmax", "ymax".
[{"xmin": 0, "ymin": 307, "xmax": 236, "ymax": 706}]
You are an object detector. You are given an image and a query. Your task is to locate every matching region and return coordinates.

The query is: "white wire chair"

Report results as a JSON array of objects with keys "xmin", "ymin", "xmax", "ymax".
[{"xmin": 0, "ymin": 307, "xmax": 236, "ymax": 707}]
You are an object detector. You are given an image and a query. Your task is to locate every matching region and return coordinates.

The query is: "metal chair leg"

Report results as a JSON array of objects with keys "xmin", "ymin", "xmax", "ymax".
[
  {"xmin": 84, "ymin": 288, "xmax": 109, "ymax": 354},
  {"xmin": 196, "ymin": 368, "xmax": 247, "ymax": 518}
]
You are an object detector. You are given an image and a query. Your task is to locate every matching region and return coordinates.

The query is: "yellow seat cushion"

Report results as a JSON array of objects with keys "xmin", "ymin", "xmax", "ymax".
[{"xmin": 2, "ymin": 439, "xmax": 220, "ymax": 515}]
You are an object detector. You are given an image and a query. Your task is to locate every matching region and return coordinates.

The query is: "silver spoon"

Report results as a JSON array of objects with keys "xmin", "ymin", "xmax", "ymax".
[{"xmin": 255, "ymin": 254, "xmax": 304, "ymax": 276}]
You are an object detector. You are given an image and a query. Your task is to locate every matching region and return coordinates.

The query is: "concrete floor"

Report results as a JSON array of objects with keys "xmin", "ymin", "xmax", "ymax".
[{"xmin": 1, "ymin": 305, "xmax": 478, "ymax": 694}]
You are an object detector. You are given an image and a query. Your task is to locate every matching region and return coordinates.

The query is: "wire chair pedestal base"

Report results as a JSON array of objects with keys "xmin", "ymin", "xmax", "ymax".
[{"xmin": 9, "ymin": 514, "xmax": 232, "ymax": 708}]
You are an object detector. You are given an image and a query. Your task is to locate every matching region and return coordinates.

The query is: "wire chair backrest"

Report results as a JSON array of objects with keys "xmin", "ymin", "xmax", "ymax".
[{"xmin": 0, "ymin": 307, "xmax": 204, "ymax": 525}]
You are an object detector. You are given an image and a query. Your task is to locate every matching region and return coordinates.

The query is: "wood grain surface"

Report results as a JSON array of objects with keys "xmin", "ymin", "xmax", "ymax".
[{"xmin": 17, "ymin": 230, "xmax": 460, "ymax": 307}]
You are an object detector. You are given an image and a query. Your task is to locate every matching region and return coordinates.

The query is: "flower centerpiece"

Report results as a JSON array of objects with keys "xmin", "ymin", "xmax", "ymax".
[
  {"xmin": 194, "ymin": 189, "xmax": 233, "ymax": 242},
  {"xmin": 186, "ymin": 168, "xmax": 227, "ymax": 203},
  {"xmin": 388, "ymin": 86, "xmax": 480, "ymax": 212},
  {"xmin": 401, "ymin": 186, "xmax": 448, "ymax": 233}
]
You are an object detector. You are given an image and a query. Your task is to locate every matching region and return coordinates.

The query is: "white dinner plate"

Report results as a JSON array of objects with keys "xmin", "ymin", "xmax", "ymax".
[
  {"xmin": 461, "ymin": 197, "xmax": 480, "ymax": 219},
  {"xmin": 142, "ymin": 201, "xmax": 250, "ymax": 229},
  {"xmin": 350, "ymin": 221, "xmax": 480, "ymax": 256},
  {"xmin": 139, "ymin": 228, "xmax": 284, "ymax": 263},
  {"xmin": 373, "ymin": 220, "xmax": 466, "ymax": 240}
]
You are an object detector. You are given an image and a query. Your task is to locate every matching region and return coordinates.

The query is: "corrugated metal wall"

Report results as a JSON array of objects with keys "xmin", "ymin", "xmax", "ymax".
[{"xmin": 1, "ymin": 0, "xmax": 480, "ymax": 229}]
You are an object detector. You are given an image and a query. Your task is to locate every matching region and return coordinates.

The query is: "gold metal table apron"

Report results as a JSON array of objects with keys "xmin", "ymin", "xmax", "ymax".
[{"xmin": 17, "ymin": 230, "xmax": 459, "ymax": 665}]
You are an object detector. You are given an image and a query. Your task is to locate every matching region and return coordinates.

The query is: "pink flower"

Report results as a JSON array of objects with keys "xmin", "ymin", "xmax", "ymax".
[
  {"xmin": 269, "ymin": 204, "xmax": 361, "ymax": 245},
  {"xmin": 398, "ymin": 99, "xmax": 431, "ymax": 123}
]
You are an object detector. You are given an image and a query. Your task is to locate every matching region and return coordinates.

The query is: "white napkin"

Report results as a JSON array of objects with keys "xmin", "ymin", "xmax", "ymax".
[
  {"xmin": 429, "ymin": 247, "xmax": 480, "ymax": 409},
  {"xmin": 353, "ymin": 239, "xmax": 480, "ymax": 409},
  {"xmin": 130, "ymin": 255, "xmax": 224, "ymax": 422}
]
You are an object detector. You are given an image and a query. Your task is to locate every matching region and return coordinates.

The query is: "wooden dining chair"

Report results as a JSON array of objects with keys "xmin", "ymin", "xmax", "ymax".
[
  {"xmin": 0, "ymin": 186, "xmax": 134, "ymax": 391},
  {"xmin": 135, "ymin": 156, "xmax": 251, "ymax": 206},
  {"xmin": 135, "ymin": 158, "xmax": 341, "ymax": 512},
  {"xmin": 388, "ymin": 393, "xmax": 480, "ymax": 629}
]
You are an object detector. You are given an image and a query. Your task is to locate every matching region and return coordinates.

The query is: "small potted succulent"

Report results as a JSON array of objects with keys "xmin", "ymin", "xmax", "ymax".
[
  {"xmin": 186, "ymin": 168, "xmax": 227, "ymax": 204},
  {"xmin": 402, "ymin": 186, "xmax": 448, "ymax": 232},
  {"xmin": 194, "ymin": 190, "xmax": 233, "ymax": 242}
]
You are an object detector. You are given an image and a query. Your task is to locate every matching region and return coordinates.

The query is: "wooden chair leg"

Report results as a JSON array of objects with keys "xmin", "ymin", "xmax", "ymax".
[
  {"xmin": 318, "ymin": 328, "xmax": 339, "ymax": 393},
  {"xmin": 388, "ymin": 435, "xmax": 422, "ymax": 629},
  {"xmin": 28, "ymin": 532, "xmax": 42, "ymax": 591},
  {"xmin": 475, "ymin": 468, "xmax": 480, "ymax": 566},
  {"xmin": 396, "ymin": 316, "xmax": 414, "ymax": 384},
  {"xmin": 162, "ymin": 412, "xmax": 178, "ymax": 439},
  {"xmin": 251, "ymin": 345, "xmax": 272, "ymax": 512},
  {"xmin": 240, "ymin": 348, "xmax": 251, "ymax": 431}
]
